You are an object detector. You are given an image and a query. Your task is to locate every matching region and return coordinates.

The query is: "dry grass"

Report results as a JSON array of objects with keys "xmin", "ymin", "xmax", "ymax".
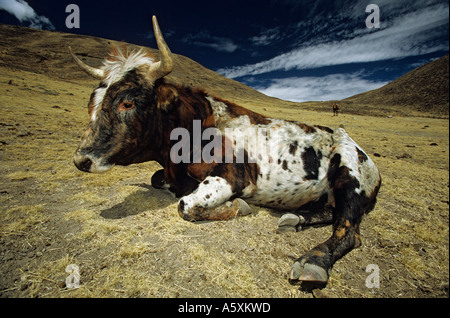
[{"xmin": 1, "ymin": 65, "xmax": 448, "ymax": 298}]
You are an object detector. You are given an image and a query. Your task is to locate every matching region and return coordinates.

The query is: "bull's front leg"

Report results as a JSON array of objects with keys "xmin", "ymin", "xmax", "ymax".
[
  {"xmin": 151, "ymin": 169, "xmax": 167, "ymax": 189},
  {"xmin": 151, "ymin": 168, "xmax": 200, "ymax": 198},
  {"xmin": 177, "ymin": 176, "xmax": 251, "ymax": 221}
]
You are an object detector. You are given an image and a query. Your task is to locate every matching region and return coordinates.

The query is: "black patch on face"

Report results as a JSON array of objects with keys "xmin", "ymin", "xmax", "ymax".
[
  {"xmin": 282, "ymin": 160, "xmax": 288, "ymax": 171},
  {"xmin": 302, "ymin": 147, "xmax": 322, "ymax": 180}
]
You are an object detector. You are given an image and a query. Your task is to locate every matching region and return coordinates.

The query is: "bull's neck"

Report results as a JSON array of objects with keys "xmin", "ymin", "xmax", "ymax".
[
  {"xmin": 150, "ymin": 86, "xmax": 216, "ymax": 167},
  {"xmin": 149, "ymin": 86, "xmax": 270, "ymax": 168}
]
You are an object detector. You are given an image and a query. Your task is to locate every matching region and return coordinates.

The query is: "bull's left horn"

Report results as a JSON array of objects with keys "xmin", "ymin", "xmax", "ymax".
[
  {"xmin": 147, "ymin": 15, "xmax": 173, "ymax": 80},
  {"xmin": 69, "ymin": 46, "xmax": 106, "ymax": 79}
]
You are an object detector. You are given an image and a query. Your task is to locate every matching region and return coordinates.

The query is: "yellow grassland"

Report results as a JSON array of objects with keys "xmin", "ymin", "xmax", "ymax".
[{"xmin": 0, "ymin": 66, "xmax": 448, "ymax": 298}]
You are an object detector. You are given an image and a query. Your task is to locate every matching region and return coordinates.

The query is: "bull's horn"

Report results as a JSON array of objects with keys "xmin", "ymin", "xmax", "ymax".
[
  {"xmin": 148, "ymin": 15, "xmax": 173, "ymax": 80},
  {"xmin": 69, "ymin": 46, "xmax": 106, "ymax": 79}
]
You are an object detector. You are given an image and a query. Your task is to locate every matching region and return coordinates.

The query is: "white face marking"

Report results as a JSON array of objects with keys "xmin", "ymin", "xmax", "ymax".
[
  {"xmin": 73, "ymin": 152, "xmax": 114, "ymax": 173},
  {"xmin": 91, "ymin": 87, "xmax": 107, "ymax": 122},
  {"xmin": 87, "ymin": 157, "xmax": 114, "ymax": 173}
]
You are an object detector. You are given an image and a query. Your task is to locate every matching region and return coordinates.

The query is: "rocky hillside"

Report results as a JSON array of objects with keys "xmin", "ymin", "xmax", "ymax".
[{"xmin": 344, "ymin": 54, "xmax": 449, "ymax": 116}]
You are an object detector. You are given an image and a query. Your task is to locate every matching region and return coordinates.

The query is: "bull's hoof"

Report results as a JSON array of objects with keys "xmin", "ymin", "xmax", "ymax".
[
  {"xmin": 276, "ymin": 213, "xmax": 303, "ymax": 233},
  {"xmin": 151, "ymin": 169, "xmax": 166, "ymax": 189},
  {"xmin": 232, "ymin": 198, "xmax": 252, "ymax": 217},
  {"xmin": 289, "ymin": 262, "xmax": 328, "ymax": 285}
]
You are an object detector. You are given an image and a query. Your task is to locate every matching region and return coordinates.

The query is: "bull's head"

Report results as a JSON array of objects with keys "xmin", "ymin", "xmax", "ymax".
[{"xmin": 72, "ymin": 16, "xmax": 173, "ymax": 173}]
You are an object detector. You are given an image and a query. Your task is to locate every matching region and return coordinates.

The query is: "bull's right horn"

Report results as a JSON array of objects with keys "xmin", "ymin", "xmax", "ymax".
[
  {"xmin": 69, "ymin": 46, "xmax": 106, "ymax": 79},
  {"xmin": 147, "ymin": 15, "xmax": 173, "ymax": 80}
]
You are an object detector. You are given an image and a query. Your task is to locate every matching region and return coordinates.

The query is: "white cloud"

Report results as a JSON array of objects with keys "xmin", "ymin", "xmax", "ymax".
[
  {"xmin": 255, "ymin": 73, "xmax": 388, "ymax": 102},
  {"xmin": 199, "ymin": 39, "xmax": 238, "ymax": 53},
  {"xmin": 183, "ymin": 31, "xmax": 238, "ymax": 53},
  {"xmin": 217, "ymin": 2, "xmax": 449, "ymax": 78},
  {"xmin": 0, "ymin": 0, "xmax": 54, "ymax": 30},
  {"xmin": 250, "ymin": 27, "xmax": 283, "ymax": 46}
]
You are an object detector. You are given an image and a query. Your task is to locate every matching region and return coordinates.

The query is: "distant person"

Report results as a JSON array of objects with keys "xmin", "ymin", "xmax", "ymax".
[{"xmin": 332, "ymin": 103, "xmax": 340, "ymax": 116}]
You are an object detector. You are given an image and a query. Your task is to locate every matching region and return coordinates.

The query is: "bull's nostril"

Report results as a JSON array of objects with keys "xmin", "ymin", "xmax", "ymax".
[
  {"xmin": 75, "ymin": 156, "xmax": 93, "ymax": 172},
  {"xmin": 80, "ymin": 158, "xmax": 92, "ymax": 172}
]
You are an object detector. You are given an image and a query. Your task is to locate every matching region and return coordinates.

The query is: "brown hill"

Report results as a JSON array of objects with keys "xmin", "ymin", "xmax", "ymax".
[
  {"xmin": 344, "ymin": 54, "xmax": 449, "ymax": 116},
  {"xmin": 0, "ymin": 23, "xmax": 295, "ymax": 115},
  {"xmin": 0, "ymin": 23, "xmax": 447, "ymax": 117}
]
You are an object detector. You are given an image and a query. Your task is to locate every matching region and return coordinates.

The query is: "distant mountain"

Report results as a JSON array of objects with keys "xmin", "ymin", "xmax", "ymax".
[{"xmin": 344, "ymin": 54, "xmax": 449, "ymax": 116}]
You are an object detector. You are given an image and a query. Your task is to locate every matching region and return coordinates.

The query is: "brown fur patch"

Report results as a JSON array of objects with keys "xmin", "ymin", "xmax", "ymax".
[
  {"xmin": 356, "ymin": 147, "xmax": 368, "ymax": 163},
  {"xmin": 155, "ymin": 84, "xmax": 179, "ymax": 110},
  {"xmin": 297, "ymin": 123, "xmax": 317, "ymax": 134},
  {"xmin": 335, "ymin": 226, "xmax": 347, "ymax": 238},
  {"xmin": 187, "ymin": 162, "xmax": 218, "ymax": 182},
  {"xmin": 314, "ymin": 125, "xmax": 334, "ymax": 134}
]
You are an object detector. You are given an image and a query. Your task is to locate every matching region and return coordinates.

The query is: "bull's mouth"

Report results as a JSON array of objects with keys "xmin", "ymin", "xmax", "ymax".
[{"xmin": 73, "ymin": 152, "xmax": 114, "ymax": 173}]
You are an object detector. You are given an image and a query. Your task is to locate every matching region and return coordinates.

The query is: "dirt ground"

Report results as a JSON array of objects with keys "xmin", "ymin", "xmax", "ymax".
[{"xmin": 0, "ymin": 66, "xmax": 448, "ymax": 298}]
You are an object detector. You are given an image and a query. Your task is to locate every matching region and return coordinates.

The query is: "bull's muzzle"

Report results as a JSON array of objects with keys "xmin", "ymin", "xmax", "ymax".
[
  {"xmin": 73, "ymin": 152, "xmax": 93, "ymax": 172},
  {"xmin": 74, "ymin": 151, "xmax": 113, "ymax": 173}
]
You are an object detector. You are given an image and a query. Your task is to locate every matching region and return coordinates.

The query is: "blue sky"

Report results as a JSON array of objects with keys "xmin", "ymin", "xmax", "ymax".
[{"xmin": 1, "ymin": 0, "xmax": 448, "ymax": 102}]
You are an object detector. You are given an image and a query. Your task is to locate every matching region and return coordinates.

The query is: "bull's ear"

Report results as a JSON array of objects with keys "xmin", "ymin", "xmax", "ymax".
[{"xmin": 155, "ymin": 84, "xmax": 179, "ymax": 111}]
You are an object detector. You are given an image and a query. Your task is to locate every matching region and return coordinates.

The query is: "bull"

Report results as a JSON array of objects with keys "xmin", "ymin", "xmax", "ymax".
[{"xmin": 71, "ymin": 16, "xmax": 381, "ymax": 285}]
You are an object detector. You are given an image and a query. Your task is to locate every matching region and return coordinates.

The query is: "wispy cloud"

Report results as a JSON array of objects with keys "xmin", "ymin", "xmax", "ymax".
[
  {"xmin": 250, "ymin": 27, "xmax": 283, "ymax": 46},
  {"xmin": 183, "ymin": 31, "xmax": 238, "ymax": 53},
  {"xmin": 0, "ymin": 0, "xmax": 55, "ymax": 30},
  {"xmin": 254, "ymin": 73, "xmax": 388, "ymax": 102},
  {"xmin": 218, "ymin": 1, "xmax": 449, "ymax": 78}
]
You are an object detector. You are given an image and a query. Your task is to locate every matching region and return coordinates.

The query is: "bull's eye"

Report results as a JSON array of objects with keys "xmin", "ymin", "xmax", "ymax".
[{"xmin": 118, "ymin": 101, "xmax": 135, "ymax": 112}]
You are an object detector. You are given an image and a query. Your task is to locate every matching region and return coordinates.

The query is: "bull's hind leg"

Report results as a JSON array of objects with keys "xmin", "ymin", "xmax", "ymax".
[
  {"xmin": 177, "ymin": 176, "xmax": 251, "ymax": 221},
  {"xmin": 289, "ymin": 157, "xmax": 379, "ymax": 285}
]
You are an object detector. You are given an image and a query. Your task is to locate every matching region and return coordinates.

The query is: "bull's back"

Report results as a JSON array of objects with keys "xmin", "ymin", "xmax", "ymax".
[{"xmin": 233, "ymin": 120, "xmax": 378, "ymax": 211}]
